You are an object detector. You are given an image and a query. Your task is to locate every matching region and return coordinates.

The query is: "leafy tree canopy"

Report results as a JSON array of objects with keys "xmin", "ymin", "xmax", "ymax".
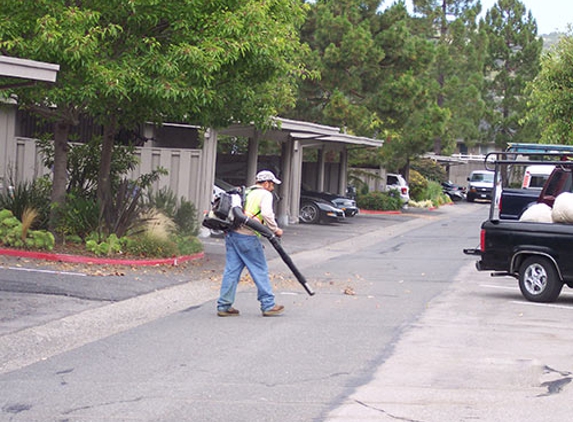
[
  {"xmin": 0, "ymin": 0, "xmax": 310, "ymax": 128},
  {"xmin": 0, "ymin": 0, "xmax": 311, "ymax": 235},
  {"xmin": 526, "ymin": 32, "xmax": 573, "ymax": 144}
]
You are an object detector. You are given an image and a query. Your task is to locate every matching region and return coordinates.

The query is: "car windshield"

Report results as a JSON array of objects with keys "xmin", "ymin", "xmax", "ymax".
[{"xmin": 472, "ymin": 173, "xmax": 494, "ymax": 183}]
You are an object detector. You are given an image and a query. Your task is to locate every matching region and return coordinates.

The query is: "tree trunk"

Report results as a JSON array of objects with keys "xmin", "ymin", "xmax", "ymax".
[
  {"xmin": 48, "ymin": 121, "xmax": 71, "ymax": 239},
  {"xmin": 97, "ymin": 116, "xmax": 117, "ymax": 234}
]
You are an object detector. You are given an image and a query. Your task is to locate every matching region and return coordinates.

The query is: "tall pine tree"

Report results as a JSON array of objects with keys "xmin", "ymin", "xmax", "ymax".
[
  {"xmin": 481, "ymin": 0, "xmax": 543, "ymax": 149},
  {"xmin": 290, "ymin": 0, "xmax": 437, "ymax": 172},
  {"xmin": 412, "ymin": 0, "xmax": 487, "ymax": 154}
]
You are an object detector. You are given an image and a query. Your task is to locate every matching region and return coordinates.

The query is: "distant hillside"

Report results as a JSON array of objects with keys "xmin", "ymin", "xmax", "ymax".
[{"xmin": 541, "ymin": 32, "xmax": 565, "ymax": 51}]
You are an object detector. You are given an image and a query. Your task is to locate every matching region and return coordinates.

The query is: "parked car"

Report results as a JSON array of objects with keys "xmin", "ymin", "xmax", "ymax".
[
  {"xmin": 466, "ymin": 170, "xmax": 494, "ymax": 202},
  {"xmin": 384, "ymin": 173, "xmax": 410, "ymax": 205},
  {"xmin": 301, "ymin": 186, "xmax": 359, "ymax": 217},
  {"xmin": 299, "ymin": 195, "xmax": 345, "ymax": 224}
]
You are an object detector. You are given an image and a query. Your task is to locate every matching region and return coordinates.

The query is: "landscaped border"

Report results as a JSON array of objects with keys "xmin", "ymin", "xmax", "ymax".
[{"xmin": 0, "ymin": 248, "xmax": 204, "ymax": 266}]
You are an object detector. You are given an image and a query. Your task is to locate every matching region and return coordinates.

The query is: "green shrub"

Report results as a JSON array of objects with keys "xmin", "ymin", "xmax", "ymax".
[
  {"xmin": 65, "ymin": 234, "xmax": 83, "ymax": 244},
  {"xmin": 0, "ymin": 208, "xmax": 54, "ymax": 251},
  {"xmin": 24, "ymin": 231, "xmax": 55, "ymax": 251},
  {"xmin": 425, "ymin": 180, "xmax": 451, "ymax": 206},
  {"xmin": 85, "ymin": 233, "xmax": 127, "ymax": 256},
  {"xmin": 54, "ymin": 193, "xmax": 101, "ymax": 240},
  {"xmin": 0, "ymin": 178, "xmax": 51, "ymax": 230},
  {"xmin": 0, "ymin": 209, "xmax": 13, "ymax": 221},
  {"xmin": 409, "ymin": 180, "xmax": 451, "ymax": 208},
  {"xmin": 411, "ymin": 158, "xmax": 447, "ymax": 182},
  {"xmin": 37, "ymin": 137, "xmax": 140, "ymax": 198},
  {"xmin": 145, "ymin": 187, "xmax": 178, "ymax": 217},
  {"xmin": 124, "ymin": 233, "xmax": 179, "ymax": 258},
  {"xmin": 0, "ymin": 215, "xmax": 20, "ymax": 228},
  {"xmin": 356, "ymin": 191, "xmax": 402, "ymax": 211},
  {"xmin": 408, "ymin": 169, "xmax": 429, "ymax": 201},
  {"xmin": 174, "ymin": 198, "xmax": 199, "ymax": 236},
  {"xmin": 146, "ymin": 188, "xmax": 199, "ymax": 237},
  {"xmin": 174, "ymin": 235, "xmax": 203, "ymax": 255}
]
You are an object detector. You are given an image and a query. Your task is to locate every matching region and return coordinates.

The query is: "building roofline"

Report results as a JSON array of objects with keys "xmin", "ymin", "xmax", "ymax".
[{"xmin": 0, "ymin": 56, "xmax": 60, "ymax": 84}]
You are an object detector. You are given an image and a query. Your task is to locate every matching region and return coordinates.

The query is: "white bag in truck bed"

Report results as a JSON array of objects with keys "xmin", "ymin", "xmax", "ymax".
[{"xmin": 552, "ymin": 192, "xmax": 573, "ymax": 223}]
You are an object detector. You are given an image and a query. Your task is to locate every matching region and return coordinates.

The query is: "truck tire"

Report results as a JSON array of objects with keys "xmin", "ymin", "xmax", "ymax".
[{"xmin": 518, "ymin": 256, "xmax": 563, "ymax": 303}]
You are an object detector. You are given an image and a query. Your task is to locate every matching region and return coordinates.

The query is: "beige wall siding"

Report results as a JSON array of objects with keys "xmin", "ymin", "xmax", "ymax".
[
  {"xmin": 0, "ymin": 107, "xmax": 17, "ymax": 191},
  {"xmin": 3, "ymin": 137, "xmax": 203, "ymax": 208},
  {"xmin": 14, "ymin": 137, "xmax": 51, "ymax": 182},
  {"xmin": 131, "ymin": 146, "xmax": 203, "ymax": 207}
]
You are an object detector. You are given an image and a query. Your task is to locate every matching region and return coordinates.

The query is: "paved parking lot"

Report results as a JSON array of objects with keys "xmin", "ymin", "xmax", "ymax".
[
  {"xmin": 325, "ymin": 262, "xmax": 573, "ymax": 422},
  {"xmin": 0, "ymin": 210, "xmax": 423, "ymax": 337},
  {"xmin": 3, "ymin": 204, "xmax": 573, "ymax": 420}
]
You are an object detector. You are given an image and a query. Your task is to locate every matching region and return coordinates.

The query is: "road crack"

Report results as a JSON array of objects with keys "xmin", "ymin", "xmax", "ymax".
[{"xmin": 355, "ymin": 399, "xmax": 426, "ymax": 422}]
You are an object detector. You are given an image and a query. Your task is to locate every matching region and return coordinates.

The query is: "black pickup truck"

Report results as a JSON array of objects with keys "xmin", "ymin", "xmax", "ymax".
[{"xmin": 464, "ymin": 155, "xmax": 573, "ymax": 303}]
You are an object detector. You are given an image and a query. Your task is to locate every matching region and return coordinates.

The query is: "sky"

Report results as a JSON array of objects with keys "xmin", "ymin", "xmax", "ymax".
[
  {"xmin": 400, "ymin": 1, "xmax": 572, "ymax": 35},
  {"xmin": 479, "ymin": 0, "xmax": 572, "ymax": 35}
]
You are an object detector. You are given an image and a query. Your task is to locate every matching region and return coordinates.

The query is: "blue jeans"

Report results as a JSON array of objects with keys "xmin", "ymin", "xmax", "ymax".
[{"xmin": 217, "ymin": 231, "xmax": 276, "ymax": 312}]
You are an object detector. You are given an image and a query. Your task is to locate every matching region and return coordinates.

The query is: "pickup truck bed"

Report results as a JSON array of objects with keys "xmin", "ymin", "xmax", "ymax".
[{"xmin": 498, "ymin": 188, "xmax": 539, "ymax": 220}]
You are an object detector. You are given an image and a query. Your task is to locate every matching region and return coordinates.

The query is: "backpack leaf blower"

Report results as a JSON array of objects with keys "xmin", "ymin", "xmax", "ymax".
[{"xmin": 203, "ymin": 190, "xmax": 315, "ymax": 296}]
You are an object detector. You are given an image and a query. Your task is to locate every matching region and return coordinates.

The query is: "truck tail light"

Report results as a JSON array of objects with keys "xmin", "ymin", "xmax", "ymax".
[
  {"xmin": 401, "ymin": 187, "xmax": 408, "ymax": 195},
  {"xmin": 522, "ymin": 171, "xmax": 531, "ymax": 188},
  {"xmin": 480, "ymin": 229, "xmax": 486, "ymax": 252}
]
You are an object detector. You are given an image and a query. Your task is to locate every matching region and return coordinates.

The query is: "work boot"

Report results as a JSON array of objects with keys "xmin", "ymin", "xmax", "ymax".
[
  {"xmin": 217, "ymin": 307, "xmax": 240, "ymax": 317},
  {"xmin": 262, "ymin": 305, "xmax": 285, "ymax": 317}
]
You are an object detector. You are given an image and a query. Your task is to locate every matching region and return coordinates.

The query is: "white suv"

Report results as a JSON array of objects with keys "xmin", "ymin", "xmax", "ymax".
[{"xmin": 385, "ymin": 173, "xmax": 410, "ymax": 206}]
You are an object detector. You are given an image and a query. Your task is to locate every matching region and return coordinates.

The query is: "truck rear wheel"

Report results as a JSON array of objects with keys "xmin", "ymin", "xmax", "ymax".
[{"xmin": 518, "ymin": 256, "xmax": 563, "ymax": 303}]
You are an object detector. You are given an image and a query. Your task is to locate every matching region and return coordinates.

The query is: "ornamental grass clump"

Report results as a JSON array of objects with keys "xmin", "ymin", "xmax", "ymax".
[
  {"xmin": 21, "ymin": 206, "xmax": 38, "ymax": 240},
  {"xmin": 122, "ymin": 208, "xmax": 202, "ymax": 258}
]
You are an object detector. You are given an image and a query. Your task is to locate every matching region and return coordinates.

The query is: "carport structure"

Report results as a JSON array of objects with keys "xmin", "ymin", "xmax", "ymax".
[{"xmin": 218, "ymin": 117, "xmax": 384, "ymax": 225}]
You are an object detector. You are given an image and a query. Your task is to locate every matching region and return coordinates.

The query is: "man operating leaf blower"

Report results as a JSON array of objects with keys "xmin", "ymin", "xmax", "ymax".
[{"xmin": 211, "ymin": 170, "xmax": 314, "ymax": 318}]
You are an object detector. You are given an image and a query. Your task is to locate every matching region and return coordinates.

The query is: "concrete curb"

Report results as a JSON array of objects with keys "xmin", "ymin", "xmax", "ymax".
[
  {"xmin": 358, "ymin": 209, "xmax": 402, "ymax": 215},
  {"xmin": 359, "ymin": 205, "xmax": 442, "ymax": 215},
  {"xmin": 0, "ymin": 248, "xmax": 204, "ymax": 266}
]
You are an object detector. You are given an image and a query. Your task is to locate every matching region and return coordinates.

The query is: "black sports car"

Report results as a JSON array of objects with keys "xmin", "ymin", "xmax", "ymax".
[
  {"xmin": 301, "ymin": 188, "xmax": 359, "ymax": 217},
  {"xmin": 299, "ymin": 195, "xmax": 345, "ymax": 224}
]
